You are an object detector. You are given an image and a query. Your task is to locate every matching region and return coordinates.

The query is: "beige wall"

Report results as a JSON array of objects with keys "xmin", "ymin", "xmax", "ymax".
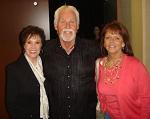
[
  {"xmin": 117, "ymin": 0, "xmax": 132, "ymax": 36},
  {"xmin": 142, "ymin": 0, "xmax": 150, "ymax": 72},
  {"xmin": 131, "ymin": 0, "xmax": 143, "ymax": 61},
  {"xmin": 117, "ymin": 0, "xmax": 150, "ymax": 72}
]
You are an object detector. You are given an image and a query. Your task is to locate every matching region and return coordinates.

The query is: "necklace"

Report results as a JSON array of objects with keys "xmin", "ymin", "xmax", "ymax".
[{"xmin": 104, "ymin": 54, "xmax": 123, "ymax": 84}]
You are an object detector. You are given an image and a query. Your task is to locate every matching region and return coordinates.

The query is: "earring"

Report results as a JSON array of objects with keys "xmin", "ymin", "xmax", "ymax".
[{"xmin": 122, "ymin": 45, "xmax": 125, "ymax": 51}]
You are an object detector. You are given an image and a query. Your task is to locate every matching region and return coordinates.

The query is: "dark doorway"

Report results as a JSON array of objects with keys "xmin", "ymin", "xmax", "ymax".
[{"xmin": 49, "ymin": 0, "xmax": 117, "ymax": 39}]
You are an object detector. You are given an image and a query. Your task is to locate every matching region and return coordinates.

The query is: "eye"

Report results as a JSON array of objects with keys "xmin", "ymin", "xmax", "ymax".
[
  {"xmin": 116, "ymin": 37, "xmax": 120, "ymax": 40},
  {"xmin": 26, "ymin": 41, "xmax": 31, "ymax": 44},
  {"xmin": 35, "ymin": 41, "xmax": 40, "ymax": 44},
  {"xmin": 70, "ymin": 20, "xmax": 75, "ymax": 24},
  {"xmin": 114, "ymin": 36, "xmax": 122, "ymax": 41},
  {"xmin": 59, "ymin": 19, "xmax": 65, "ymax": 24},
  {"xmin": 105, "ymin": 36, "xmax": 110, "ymax": 40}
]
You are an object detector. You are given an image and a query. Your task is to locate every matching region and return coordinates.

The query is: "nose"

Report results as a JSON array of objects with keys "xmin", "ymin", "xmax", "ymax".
[
  {"xmin": 65, "ymin": 22, "xmax": 70, "ymax": 29},
  {"xmin": 109, "ymin": 37, "xmax": 116, "ymax": 42},
  {"xmin": 30, "ymin": 43, "xmax": 36, "ymax": 48}
]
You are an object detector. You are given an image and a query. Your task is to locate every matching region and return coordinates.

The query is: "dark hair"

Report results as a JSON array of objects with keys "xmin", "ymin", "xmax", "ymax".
[
  {"xmin": 100, "ymin": 20, "xmax": 134, "ymax": 57},
  {"xmin": 19, "ymin": 25, "xmax": 46, "ymax": 53}
]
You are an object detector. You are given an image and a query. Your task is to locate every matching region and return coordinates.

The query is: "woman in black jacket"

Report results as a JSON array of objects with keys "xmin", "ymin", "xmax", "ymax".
[{"xmin": 5, "ymin": 25, "xmax": 49, "ymax": 119}]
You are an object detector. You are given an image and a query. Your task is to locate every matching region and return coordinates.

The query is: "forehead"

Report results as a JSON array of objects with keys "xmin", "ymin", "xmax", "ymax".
[
  {"xmin": 59, "ymin": 8, "xmax": 76, "ymax": 19},
  {"xmin": 105, "ymin": 29, "xmax": 120, "ymax": 35},
  {"xmin": 26, "ymin": 34, "xmax": 41, "ymax": 41}
]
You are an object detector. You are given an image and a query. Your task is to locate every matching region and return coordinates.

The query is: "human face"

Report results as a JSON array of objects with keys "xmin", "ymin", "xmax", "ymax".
[
  {"xmin": 55, "ymin": 8, "xmax": 79, "ymax": 42},
  {"xmin": 24, "ymin": 35, "xmax": 42, "ymax": 61},
  {"xmin": 94, "ymin": 26, "xmax": 100, "ymax": 35},
  {"xmin": 104, "ymin": 30, "xmax": 125, "ymax": 55}
]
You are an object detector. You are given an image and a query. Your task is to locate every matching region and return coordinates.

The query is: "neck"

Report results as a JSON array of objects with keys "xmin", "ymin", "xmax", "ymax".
[
  {"xmin": 30, "ymin": 57, "xmax": 38, "ymax": 66},
  {"xmin": 27, "ymin": 56, "xmax": 38, "ymax": 66},
  {"xmin": 107, "ymin": 52, "xmax": 123, "ymax": 62},
  {"xmin": 60, "ymin": 40, "xmax": 75, "ymax": 54},
  {"xmin": 105, "ymin": 52, "xmax": 123, "ymax": 68}
]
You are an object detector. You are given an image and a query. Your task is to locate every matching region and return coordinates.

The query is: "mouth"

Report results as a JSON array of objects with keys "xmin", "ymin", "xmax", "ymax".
[
  {"xmin": 107, "ymin": 44, "xmax": 115, "ymax": 48},
  {"xmin": 63, "ymin": 29, "xmax": 73, "ymax": 35},
  {"xmin": 109, "ymin": 45, "xmax": 115, "ymax": 48},
  {"xmin": 64, "ymin": 31, "xmax": 72, "ymax": 36},
  {"xmin": 30, "ymin": 50, "xmax": 37, "ymax": 53},
  {"xmin": 60, "ymin": 29, "xmax": 75, "ymax": 42}
]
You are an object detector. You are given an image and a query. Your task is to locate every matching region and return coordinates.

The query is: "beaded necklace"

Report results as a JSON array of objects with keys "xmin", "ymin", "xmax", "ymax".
[{"xmin": 104, "ymin": 55, "xmax": 123, "ymax": 84}]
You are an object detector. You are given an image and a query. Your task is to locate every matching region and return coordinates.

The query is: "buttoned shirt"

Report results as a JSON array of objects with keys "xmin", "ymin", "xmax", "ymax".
[{"xmin": 43, "ymin": 37, "xmax": 100, "ymax": 119}]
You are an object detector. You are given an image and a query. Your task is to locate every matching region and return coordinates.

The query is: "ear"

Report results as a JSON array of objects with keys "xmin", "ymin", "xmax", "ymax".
[
  {"xmin": 77, "ymin": 24, "xmax": 79, "ymax": 30},
  {"xmin": 54, "ymin": 24, "xmax": 57, "ymax": 30},
  {"xmin": 122, "ymin": 43, "xmax": 125, "ymax": 48}
]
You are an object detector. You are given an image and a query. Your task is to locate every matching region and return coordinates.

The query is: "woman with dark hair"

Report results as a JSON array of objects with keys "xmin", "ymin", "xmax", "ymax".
[
  {"xmin": 6, "ymin": 25, "xmax": 49, "ymax": 119},
  {"xmin": 96, "ymin": 21, "xmax": 150, "ymax": 119}
]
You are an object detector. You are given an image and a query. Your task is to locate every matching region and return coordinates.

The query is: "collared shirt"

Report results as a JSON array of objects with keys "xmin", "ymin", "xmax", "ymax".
[{"xmin": 43, "ymin": 37, "xmax": 100, "ymax": 119}]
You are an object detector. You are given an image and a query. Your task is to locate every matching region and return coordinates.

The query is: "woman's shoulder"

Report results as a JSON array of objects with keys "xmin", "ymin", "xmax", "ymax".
[
  {"xmin": 96, "ymin": 57, "xmax": 106, "ymax": 66},
  {"xmin": 125, "ymin": 55, "xmax": 149, "ymax": 79},
  {"xmin": 124, "ymin": 55, "xmax": 148, "ymax": 71},
  {"xmin": 6, "ymin": 54, "xmax": 26, "ymax": 70},
  {"xmin": 125, "ymin": 55, "xmax": 141, "ymax": 65}
]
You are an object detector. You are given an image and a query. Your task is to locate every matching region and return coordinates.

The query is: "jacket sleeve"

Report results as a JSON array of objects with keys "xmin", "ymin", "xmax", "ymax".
[
  {"xmin": 5, "ymin": 65, "xmax": 27, "ymax": 119},
  {"xmin": 136, "ymin": 62, "xmax": 150, "ymax": 119}
]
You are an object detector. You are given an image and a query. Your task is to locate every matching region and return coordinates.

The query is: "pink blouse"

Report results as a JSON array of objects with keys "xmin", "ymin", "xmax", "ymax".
[{"xmin": 97, "ymin": 55, "xmax": 150, "ymax": 119}]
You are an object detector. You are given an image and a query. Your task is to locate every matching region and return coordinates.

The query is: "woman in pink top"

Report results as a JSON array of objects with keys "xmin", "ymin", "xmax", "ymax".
[{"xmin": 96, "ymin": 21, "xmax": 150, "ymax": 119}]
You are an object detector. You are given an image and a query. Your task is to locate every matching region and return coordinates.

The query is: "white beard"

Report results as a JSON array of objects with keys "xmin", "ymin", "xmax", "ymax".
[{"xmin": 60, "ymin": 29, "xmax": 76, "ymax": 42}]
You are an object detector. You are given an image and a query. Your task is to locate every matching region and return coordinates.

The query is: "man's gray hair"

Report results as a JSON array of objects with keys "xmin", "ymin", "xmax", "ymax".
[{"xmin": 54, "ymin": 5, "xmax": 80, "ymax": 26}]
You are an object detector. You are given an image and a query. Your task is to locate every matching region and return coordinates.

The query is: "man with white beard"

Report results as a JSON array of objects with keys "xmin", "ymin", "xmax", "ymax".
[{"xmin": 43, "ymin": 5, "xmax": 101, "ymax": 119}]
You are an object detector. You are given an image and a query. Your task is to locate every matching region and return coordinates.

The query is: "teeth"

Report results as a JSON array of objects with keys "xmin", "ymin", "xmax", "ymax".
[
  {"xmin": 30, "ymin": 51, "xmax": 36, "ymax": 53},
  {"xmin": 65, "ymin": 31, "xmax": 70, "ymax": 33},
  {"xmin": 109, "ymin": 46, "xmax": 115, "ymax": 48},
  {"xmin": 63, "ymin": 29, "xmax": 73, "ymax": 33}
]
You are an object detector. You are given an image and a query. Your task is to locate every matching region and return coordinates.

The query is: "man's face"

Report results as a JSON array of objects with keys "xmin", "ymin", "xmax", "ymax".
[{"xmin": 55, "ymin": 8, "xmax": 79, "ymax": 42}]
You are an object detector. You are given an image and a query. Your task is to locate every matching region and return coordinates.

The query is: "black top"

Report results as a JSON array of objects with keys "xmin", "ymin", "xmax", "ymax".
[
  {"xmin": 43, "ymin": 37, "xmax": 101, "ymax": 119},
  {"xmin": 5, "ymin": 54, "xmax": 43, "ymax": 119}
]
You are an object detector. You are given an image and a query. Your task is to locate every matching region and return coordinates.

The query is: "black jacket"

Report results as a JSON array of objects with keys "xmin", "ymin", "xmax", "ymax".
[
  {"xmin": 43, "ymin": 37, "xmax": 100, "ymax": 119},
  {"xmin": 5, "ymin": 54, "xmax": 43, "ymax": 119}
]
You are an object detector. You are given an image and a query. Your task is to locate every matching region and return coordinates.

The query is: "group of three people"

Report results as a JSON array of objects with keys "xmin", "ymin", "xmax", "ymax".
[{"xmin": 6, "ymin": 4, "xmax": 150, "ymax": 119}]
